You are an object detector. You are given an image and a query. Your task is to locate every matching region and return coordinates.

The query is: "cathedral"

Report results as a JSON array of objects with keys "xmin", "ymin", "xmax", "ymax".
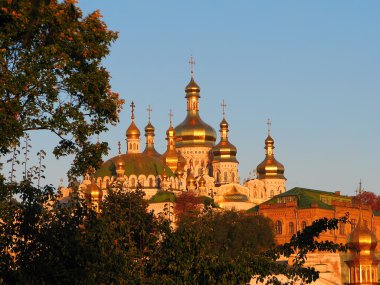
[{"xmin": 61, "ymin": 58, "xmax": 286, "ymax": 211}]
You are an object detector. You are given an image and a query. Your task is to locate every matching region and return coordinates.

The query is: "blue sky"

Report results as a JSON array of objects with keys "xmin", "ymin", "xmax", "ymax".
[{"xmin": 3, "ymin": 1, "xmax": 379, "ymax": 195}]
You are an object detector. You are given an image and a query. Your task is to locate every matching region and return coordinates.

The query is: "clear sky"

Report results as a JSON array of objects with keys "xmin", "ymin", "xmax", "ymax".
[{"xmin": 3, "ymin": 1, "xmax": 379, "ymax": 196}]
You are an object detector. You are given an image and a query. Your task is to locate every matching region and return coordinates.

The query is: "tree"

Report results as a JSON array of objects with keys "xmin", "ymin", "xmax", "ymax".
[
  {"xmin": 146, "ymin": 208, "xmax": 348, "ymax": 285},
  {"xmin": 353, "ymin": 191, "xmax": 380, "ymax": 212},
  {"xmin": 0, "ymin": 0, "xmax": 123, "ymax": 178},
  {"xmin": 173, "ymin": 190, "xmax": 202, "ymax": 222}
]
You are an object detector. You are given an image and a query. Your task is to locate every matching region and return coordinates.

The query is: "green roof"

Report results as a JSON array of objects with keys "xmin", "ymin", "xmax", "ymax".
[
  {"xmin": 261, "ymin": 187, "xmax": 352, "ymax": 210},
  {"xmin": 95, "ymin": 153, "xmax": 174, "ymax": 178},
  {"xmin": 149, "ymin": 191, "xmax": 176, "ymax": 203}
]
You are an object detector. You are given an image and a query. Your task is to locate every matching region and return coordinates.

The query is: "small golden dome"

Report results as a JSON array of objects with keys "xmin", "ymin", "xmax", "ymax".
[
  {"xmin": 198, "ymin": 175, "xmax": 206, "ymax": 187},
  {"xmin": 348, "ymin": 215, "xmax": 377, "ymax": 256},
  {"xmin": 166, "ymin": 125, "xmax": 175, "ymax": 138},
  {"xmin": 186, "ymin": 172, "xmax": 195, "ymax": 183},
  {"xmin": 185, "ymin": 77, "xmax": 200, "ymax": 97},
  {"xmin": 256, "ymin": 135, "xmax": 285, "ymax": 179},
  {"xmin": 126, "ymin": 121, "xmax": 140, "ymax": 139},
  {"xmin": 220, "ymin": 118, "xmax": 229, "ymax": 129},
  {"xmin": 145, "ymin": 122, "xmax": 155, "ymax": 134},
  {"xmin": 116, "ymin": 155, "xmax": 125, "ymax": 171},
  {"xmin": 87, "ymin": 179, "xmax": 102, "ymax": 200}
]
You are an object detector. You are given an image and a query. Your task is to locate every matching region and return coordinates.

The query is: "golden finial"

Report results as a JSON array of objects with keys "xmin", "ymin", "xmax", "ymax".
[
  {"xmin": 221, "ymin": 100, "xmax": 227, "ymax": 118},
  {"xmin": 118, "ymin": 141, "xmax": 121, "ymax": 155},
  {"xmin": 130, "ymin": 101, "xmax": 135, "ymax": 120},
  {"xmin": 266, "ymin": 118, "xmax": 272, "ymax": 135},
  {"xmin": 169, "ymin": 109, "xmax": 173, "ymax": 126},
  {"xmin": 356, "ymin": 179, "xmax": 364, "ymax": 195},
  {"xmin": 147, "ymin": 104, "xmax": 152, "ymax": 122},
  {"xmin": 189, "ymin": 55, "xmax": 195, "ymax": 78}
]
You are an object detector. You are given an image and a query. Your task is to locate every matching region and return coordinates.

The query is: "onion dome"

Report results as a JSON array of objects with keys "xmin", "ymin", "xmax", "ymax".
[
  {"xmin": 198, "ymin": 175, "xmax": 206, "ymax": 187},
  {"xmin": 257, "ymin": 121, "xmax": 285, "ymax": 179},
  {"xmin": 175, "ymin": 75, "xmax": 216, "ymax": 148},
  {"xmin": 87, "ymin": 178, "xmax": 102, "ymax": 200},
  {"xmin": 213, "ymin": 114, "xmax": 238, "ymax": 163},
  {"xmin": 163, "ymin": 112, "xmax": 179, "ymax": 172},
  {"xmin": 95, "ymin": 153, "xmax": 174, "ymax": 179},
  {"xmin": 175, "ymin": 152, "xmax": 186, "ymax": 178},
  {"xmin": 222, "ymin": 186, "xmax": 248, "ymax": 202},
  {"xmin": 142, "ymin": 120, "xmax": 161, "ymax": 158},
  {"xmin": 347, "ymin": 215, "xmax": 377, "ymax": 257},
  {"xmin": 126, "ymin": 102, "xmax": 140, "ymax": 140},
  {"xmin": 185, "ymin": 77, "xmax": 200, "ymax": 96},
  {"xmin": 186, "ymin": 172, "xmax": 196, "ymax": 190},
  {"xmin": 115, "ymin": 155, "xmax": 125, "ymax": 171}
]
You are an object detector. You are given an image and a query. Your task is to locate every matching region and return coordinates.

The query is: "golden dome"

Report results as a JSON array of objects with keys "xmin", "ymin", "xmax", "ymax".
[
  {"xmin": 144, "ymin": 121, "xmax": 155, "ymax": 134},
  {"xmin": 213, "ymin": 116, "xmax": 238, "ymax": 163},
  {"xmin": 185, "ymin": 77, "xmax": 200, "ymax": 97},
  {"xmin": 256, "ymin": 135, "xmax": 285, "ymax": 179},
  {"xmin": 347, "ymin": 215, "xmax": 377, "ymax": 257},
  {"xmin": 186, "ymin": 172, "xmax": 196, "ymax": 183},
  {"xmin": 115, "ymin": 155, "xmax": 125, "ymax": 171},
  {"xmin": 166, "ymin": 125, "xmax": 175, "ymax": 138},
  {"xmin": 87, "ymin": 179, "xmax": 102, "ymax": 200},
  {"xmin": 198, "ymin": 175, "xmax": 206, "ymax": 187},
  {"xmin": 126, "ymin": 120, "xmax": 140, "ymax": 139}
]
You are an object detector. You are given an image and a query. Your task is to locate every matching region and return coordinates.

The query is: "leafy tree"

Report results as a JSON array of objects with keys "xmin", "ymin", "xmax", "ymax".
[
  {"xmin": 173, "ymin": 190, "xmax": 202, "ymax": 222},
  {"xmin": 353, "ymin": 191, "xmax": 380, "ymax": 212},
  {"xmin": 0, "ymin": 0, "xmax": 123, "ymax": 178}
]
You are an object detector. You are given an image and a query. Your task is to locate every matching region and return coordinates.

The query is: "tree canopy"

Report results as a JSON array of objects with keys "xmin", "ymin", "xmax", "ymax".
[{"xmin": 0, "ymin": 0, "xmax": 123, "ymax": 178}]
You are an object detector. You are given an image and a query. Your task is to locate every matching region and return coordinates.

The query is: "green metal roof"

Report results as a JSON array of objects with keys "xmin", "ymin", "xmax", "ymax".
[
  {"xmin": 95, "ymin": 153, "xmax": 174, "ymax": 178},
  {"xmin": 259, "ymin": 187, "xmax": 352, "ymax": 210}
]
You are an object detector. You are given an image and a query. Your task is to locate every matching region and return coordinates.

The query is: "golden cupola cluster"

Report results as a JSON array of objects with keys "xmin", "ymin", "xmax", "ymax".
[
  {"xmin": 142, "ymin": 105, "xmax": 161, "ymax": 158},
  {"xmin": 256, "ymin": 119, "xmax": 285, "ymax": 179},
  {"xmin": 174, "ymin": 57, "xmax": 216, "ymax": 148},
  {"xmin": 212, "ymin": 104, "xmax": 238, "ymax": 163}
]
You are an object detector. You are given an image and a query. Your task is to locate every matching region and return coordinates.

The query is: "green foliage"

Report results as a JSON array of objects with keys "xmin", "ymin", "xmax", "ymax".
[
  {"xmin": 149, "ymin": 190, "xmax": 176, "ymax": 203},
  {"xmin": 0, "ymin": 0, "xmax": 123, "ymax": 178}
]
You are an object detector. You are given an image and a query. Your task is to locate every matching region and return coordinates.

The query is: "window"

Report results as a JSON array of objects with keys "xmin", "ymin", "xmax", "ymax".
[
  {"xmin": 231, "ymin": 172, "xmax": 235, "ymax": 182},
  {"xmin": 149, "ymin": 178, "xmax": 154, "ymax": 187},
  {"xmin": 351, "ymin": 219, "xmax": 357, "ymax": 232},
  {"xmin": 289, "ymin": 222, "xmax": 295, "ymax": 234},
  {"xmin": 301, "ymin": 221, "xmax": 307, "ymax": 231},
  {"xmin": 224, "ymin": 172, "xmax": 227, "ymax": 182},
  {"xmin": 339, "ymin": 222, "xmax": 345, "ymax": 235},
  {"xmin": 130, "ymin": 178, "xmax": 136, "ymax": 188},
  {"xmin": 270, "ymin": 190, "xmax": 274, "ymax": 198},
  {"xmin": 275, "ymin": 221, "xmax": 282, "ymax": 235}
]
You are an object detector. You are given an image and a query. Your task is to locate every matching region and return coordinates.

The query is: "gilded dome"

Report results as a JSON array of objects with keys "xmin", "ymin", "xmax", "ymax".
[
  {"xmin": 115, "ymin": 155, "xmax": 125, "ymax": 171},
  {"xmin": 95, "ymin": 153, "xmax": 174, "ymax": 178},
  {"xmin": 347, "ymin": 216, "xmax": 377, "ymax": 256},
  {"xmin": 198, "ymin": 175, "xmax": 206, "ymax": 187},
  {"xmin": 87, "ymin": 179, "xmax": 102, "ymax": 200},
  {"xmin": 185, "ymin": 77, "xmax": 200, "ymax": 97},
  {"xmin": 213, "ymin": 140, "xmax": 238, "ymax": 163},
  {"xmin": 144, "ymin": 122, "xmax": 155, "ymax": 134},
  {"xmin": 175, "ymin": 114, "xmax": 216, "ymax": 148},
  {"xmin": 126, "ymin": 120, "xmax": 140, "ymax": 139},
  {"xmin": 256, "ymin": 135, "xmax": 285, "ymax": 179},
  {"xmin": 213, "ymin": 116, "xmax": 238, "ymax": 163}
]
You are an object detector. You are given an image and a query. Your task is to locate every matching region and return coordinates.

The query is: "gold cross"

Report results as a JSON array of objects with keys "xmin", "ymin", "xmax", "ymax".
[
  {"xmin": 118, "ymin": 141, "xmax": 121, "ymax": 155},
  {"xmin": 189, "ymin": 56, "xmax": 195, "ymax": 78},
  {"xmin": 169, "ymin": 109, "xmax": 173, "ymax": 126},
  {"xmin": 147, "ymin": 104, "xmax": 152, "ymax": 122},
  {"xmin": 221, "ymin": 100, "xmax": 227, "ymax": 118},
  {"xmin": 130, "ymin": 101, "xmax": 135, "ymax": 120},
  {"xmin": 266, "ymin": 118, "xmax": 272, "ymax": 135}
]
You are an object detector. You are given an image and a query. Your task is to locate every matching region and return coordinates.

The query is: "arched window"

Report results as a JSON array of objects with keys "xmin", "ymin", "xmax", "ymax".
[
  {"xmin": 216, "ymin": 172, "xmax": 220, "ymax": 183},
  {"xmin": 301, "ymin": 221, "xmax": 307, "ymax": 231},
  {"xmin": 275, "ymin": 221, "xmax": 282, "ymax": 235},
  {"xmin": 231, "ymin": 172, "xmax": 235, "ymax": 182},
  {"xmin": 133, "ymin": 143, "xmax": 136, "ymax": 150},
  {"xmin": 351, "ymin": 219, "xmax": 357, "ymax": 232},
  {"xmin": 339, "ymin": 222, "xmax": 345, "ymax": 235},
  {"xmin": 254, "ymin": 191, "xmax": 257, "ymax": 198},
  {"xmin": 149, "ymin": 178, "xmax": 153, "ymax": 187},
  {"xmin": 130, "ymin": 178, "xmax": 136, "ymax": 188},
  {"xmin": 289, "ymin": 222, "xmax": 294, "ymax": 234},
  {"xmin": 224, "ymin": 172, "xmax": 227, "ymax": 182}
]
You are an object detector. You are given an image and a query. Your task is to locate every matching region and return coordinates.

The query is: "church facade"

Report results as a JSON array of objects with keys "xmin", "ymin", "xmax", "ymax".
[{"xmin": 60, "ymin": 60, "xmax": 287, "ymax": 210}]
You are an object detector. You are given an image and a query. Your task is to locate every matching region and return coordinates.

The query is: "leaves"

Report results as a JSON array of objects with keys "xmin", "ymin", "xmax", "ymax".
[{"xmin": 0, "ymin": 0, "xmax": 123, "ymax": 178}]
